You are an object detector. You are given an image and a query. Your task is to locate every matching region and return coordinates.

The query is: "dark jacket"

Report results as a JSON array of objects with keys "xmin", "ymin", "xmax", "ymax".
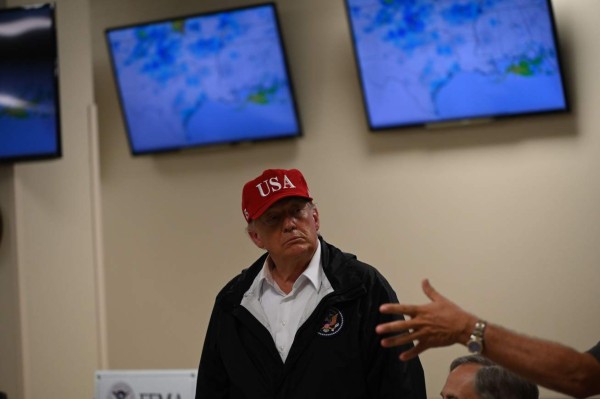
[{"xmin": 196, "ymin": 237, "xmax": 426, "ymax": 399}]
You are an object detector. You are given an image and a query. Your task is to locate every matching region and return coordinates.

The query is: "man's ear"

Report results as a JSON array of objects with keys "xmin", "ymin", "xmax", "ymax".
[
  {"xmin": 247, "ymin": 224, "xmax": 265, "ymax": 249},
  {"xmin": 312, "ymin": 205, "xmax": 320, "ymax": 232}
]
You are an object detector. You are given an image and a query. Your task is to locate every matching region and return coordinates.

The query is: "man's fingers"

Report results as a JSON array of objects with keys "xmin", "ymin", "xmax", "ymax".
[
  {"xmin": 379, "ymin": 325, "xmax": 435, "ymax": 347},
  {"xmin": 422, "ymin": 278, "xmax": 444, "ymax": 302},
  {"xmin": 384, "ymin": 333, "xmax": 434, "ymax": 361},
  {"xmin": 379, "ymin": 303, "xmax": 418, "ymax": 316},
  {"xmin": 376, "ymin": 318, "xmax": 413, "ymax": 335},
  {"xmin": 380, "ymin": 332, "xmax": 414, "ymax": 348},
  {"xmin": 399, "ymin": 343, "xmax": 428, "ymax": 361}
]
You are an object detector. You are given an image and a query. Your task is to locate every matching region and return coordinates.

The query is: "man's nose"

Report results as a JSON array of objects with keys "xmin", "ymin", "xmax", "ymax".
[{"xmin": 282, "ymin": 212, "xmax": 297, "ymax": 231}]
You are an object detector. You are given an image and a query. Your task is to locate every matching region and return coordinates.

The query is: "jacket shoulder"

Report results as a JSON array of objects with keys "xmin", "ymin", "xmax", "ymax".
[
  {"xmin": 321, "ymin": 238, "xmax": 397, "ymax": 298},
  {"xmin": 215, "ymin": 253, "xmax": 266, "ymax": 303}
]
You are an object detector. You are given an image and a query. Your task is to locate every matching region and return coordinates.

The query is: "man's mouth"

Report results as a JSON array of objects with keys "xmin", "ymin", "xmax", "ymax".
[{"xmin": 284, "ymin": 236, "xmax": 304, "ymax": 246}]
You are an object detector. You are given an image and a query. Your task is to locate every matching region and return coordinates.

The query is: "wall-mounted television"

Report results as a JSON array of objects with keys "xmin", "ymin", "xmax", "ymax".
[
  {"xmin": 0, "ymin": 3, "xmax": 61, "ymax": 163},
  {"xmin": 344, "ymin": 0, "xmax": 569, "ymax": 130},
  {"xmin": 105, "ymin": 2, "xmax": 302, "ymax": 155}
]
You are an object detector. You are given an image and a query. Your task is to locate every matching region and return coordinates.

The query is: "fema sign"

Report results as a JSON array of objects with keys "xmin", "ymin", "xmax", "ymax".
[{"xmin": 95, "ymin": 370, "xmax": 197, "ymax": 399}]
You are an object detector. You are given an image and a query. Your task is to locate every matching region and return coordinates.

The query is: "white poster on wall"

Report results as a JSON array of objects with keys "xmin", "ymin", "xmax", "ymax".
[{"xmin": 95, "ymin": 369, "xmax": 197, "ymax": 399}]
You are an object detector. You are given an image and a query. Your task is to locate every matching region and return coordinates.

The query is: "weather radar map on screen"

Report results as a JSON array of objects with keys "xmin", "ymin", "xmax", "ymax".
[
  {"xmin": 345, "ymin": 0, "xmax": 568, "ymax": 129},
  {"xmin": 106, "ymin": 3, "xmax": 301, "ymax": 155}
]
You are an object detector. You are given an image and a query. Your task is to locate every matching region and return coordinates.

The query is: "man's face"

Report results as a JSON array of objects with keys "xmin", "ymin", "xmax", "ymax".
[
  {"xmin": 248, "ymin": 197, "xmax": 320, "ymax": 266},
  {"xmin": 441, "ymin": 363, "xmax": 482, "ymax": 399}
]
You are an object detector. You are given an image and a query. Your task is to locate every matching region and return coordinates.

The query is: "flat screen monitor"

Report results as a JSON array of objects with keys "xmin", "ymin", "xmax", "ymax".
[
  {"xmin": 344, "ymin": 0, "xmax": 569, "ymax": 129},
  {"xmin": 105, "ymin": 3, "xmax": 302, "ymax": 155},
  {"xmin": 0, "ymin": 3, "xmax": 61, "ymax": 162}
]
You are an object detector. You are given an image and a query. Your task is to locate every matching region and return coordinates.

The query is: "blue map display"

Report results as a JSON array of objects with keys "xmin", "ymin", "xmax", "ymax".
[
  {"xmin": 106, "ymin": 4, "xmax": 300, "ymax": 154},
  {"xmin": 0, "ymin": 4, "xmax": 60, "ymax": 162},
  {"xmin": 0, "ymin": 62, "xmax": 59, "ymax": 159},
  {"xmin": 345, "ymin": 0, "xmax": 568, "ymax": 128}
]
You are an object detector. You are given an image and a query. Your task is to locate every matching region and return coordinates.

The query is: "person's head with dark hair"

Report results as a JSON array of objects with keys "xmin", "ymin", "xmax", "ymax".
[
  {"xmin": 443, "ymin": 355, "xmax": 538, "ymax": 399},
  {"xmin": 449, "ymin": 355, "xmax": 495, "ymax": 371},
  {"xmin": 443, "ymin": 355, "xmax": 493, "ymax": 399},
  {"xmin": 475, "ymin": 365, "xmax": 539, "ymax": 399}
]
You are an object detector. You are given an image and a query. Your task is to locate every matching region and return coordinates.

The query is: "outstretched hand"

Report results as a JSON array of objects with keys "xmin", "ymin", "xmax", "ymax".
[{"xmin": 376, "ymin": 279, "xmax": 478, "ymax": 361}]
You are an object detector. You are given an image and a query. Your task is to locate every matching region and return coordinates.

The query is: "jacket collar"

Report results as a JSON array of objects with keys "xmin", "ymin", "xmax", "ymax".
[{"xmin": 218, "ymin": 236, "xmax": 364, "ymax": 309}]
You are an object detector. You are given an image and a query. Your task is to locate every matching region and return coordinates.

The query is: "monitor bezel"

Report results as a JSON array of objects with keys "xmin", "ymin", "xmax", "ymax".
[
  {"xmin": 343, "ymin": 0, "xmax": 570, "ymax": 132},
  {"xmin": 104, "ymin": 2, "xmax": 303, "ymax": 156}
]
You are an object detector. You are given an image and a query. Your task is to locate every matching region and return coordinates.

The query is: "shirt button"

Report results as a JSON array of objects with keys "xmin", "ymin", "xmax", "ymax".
[{"xmin": 281, "ymin": 321, "xmax": 286, "ymax": 326}]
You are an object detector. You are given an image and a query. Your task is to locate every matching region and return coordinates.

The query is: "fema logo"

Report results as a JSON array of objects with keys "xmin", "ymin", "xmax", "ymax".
[
  {"xmin": 109, "ymin": 382, "xmax": 135, "ymax": 399},
  {"xmin": 318, "ymin": 307, "xmax": 344, "ymax": 336}
]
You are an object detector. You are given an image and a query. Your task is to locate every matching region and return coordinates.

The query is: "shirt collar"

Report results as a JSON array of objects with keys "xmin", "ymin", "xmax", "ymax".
[
  {"xmin": 302, "ymin": 240, "xmax": 322, "ymax": 290},
  {"xmin": 258, "ymin": 240, "xmax": 322, "ymax": 292}
]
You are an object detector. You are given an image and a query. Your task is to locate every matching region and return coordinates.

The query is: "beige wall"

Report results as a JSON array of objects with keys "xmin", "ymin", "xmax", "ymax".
[
  {"xmin": 1, "ymin": 0, "xmax": 600, "ymax": 398},
  {"xmin": 0, "ymin": 5, "xmax": 20, "ymax": 398},
  {"xmin": 0, "ymin": 167, "xmax": 22, "ymax": 399},
  {"xmin": 92, "ymin": 0, "xmax": 600, "ymax": 397},
  {"xmin": 0, "ymin": 0, "xmax": 101, "ymax": 398}
]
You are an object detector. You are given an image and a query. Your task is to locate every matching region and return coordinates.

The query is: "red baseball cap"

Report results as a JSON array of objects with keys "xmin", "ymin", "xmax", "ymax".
[{"xmin": 242, "ymin": 168, "xmax": 312, "ymax": 222}]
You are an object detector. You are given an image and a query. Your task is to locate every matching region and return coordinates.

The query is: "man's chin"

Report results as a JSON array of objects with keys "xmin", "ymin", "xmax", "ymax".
[{"xmin": 281, "ymin": 239, "xmax": 313, "ymax": 255}]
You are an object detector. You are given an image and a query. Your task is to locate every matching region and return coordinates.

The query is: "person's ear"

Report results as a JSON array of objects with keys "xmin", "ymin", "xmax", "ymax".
[
  {"xmin": 247, "ymin": 225, "xmax": 265, "ymax": 249},
  {"xmin": 312, "ymin": 206, "xmax": 320, "ymax": 231}
]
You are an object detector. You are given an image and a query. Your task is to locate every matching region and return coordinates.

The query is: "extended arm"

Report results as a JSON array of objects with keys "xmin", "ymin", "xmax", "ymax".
[
  {"xmin": 479, "ymin": 323, "xmax": 600, "ymax": 398},
  {"xmin": 375, "ymin": 279, "xmax": 600, "ymax": 398}
]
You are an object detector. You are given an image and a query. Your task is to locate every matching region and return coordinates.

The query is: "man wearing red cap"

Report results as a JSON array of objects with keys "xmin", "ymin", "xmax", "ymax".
[{"xmin": 195, "ymin": 168, "xmax": 426, "ymax": 399}]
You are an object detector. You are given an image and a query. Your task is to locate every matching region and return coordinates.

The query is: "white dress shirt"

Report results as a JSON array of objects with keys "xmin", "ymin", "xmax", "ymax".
[{"xmin": 241, "ymin": 241, "xmax": 333, "ymax": 362}]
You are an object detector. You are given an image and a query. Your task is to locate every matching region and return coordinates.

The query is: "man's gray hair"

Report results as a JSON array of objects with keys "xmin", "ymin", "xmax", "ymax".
[
  {"xmin": 475, "ymin": 365, "xmax": 539, "ymax": 399},
  {"xmin": 449, "ymin": 355, "xmax": 539, "ymax": 399},
  {"xmin": 449, "ymin": 354, "xmax": 495, "ymax": 371}
]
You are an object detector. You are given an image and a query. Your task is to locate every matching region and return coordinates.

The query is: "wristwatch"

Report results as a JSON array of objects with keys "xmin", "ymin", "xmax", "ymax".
[{"xmin": 466, "ymin": 320, "xmax": 487, "ymax": 354}]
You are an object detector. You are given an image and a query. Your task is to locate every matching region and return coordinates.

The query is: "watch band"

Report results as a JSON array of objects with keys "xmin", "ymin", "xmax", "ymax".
[{"xmin": 467, "ymin": 320, "xmax": 487, "ymax": 354}]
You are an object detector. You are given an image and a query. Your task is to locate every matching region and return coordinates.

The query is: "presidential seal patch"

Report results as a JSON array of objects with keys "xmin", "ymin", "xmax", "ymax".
[{"xmin": 318, "ymin": 307, "xmax": 344, "ymax": 336}]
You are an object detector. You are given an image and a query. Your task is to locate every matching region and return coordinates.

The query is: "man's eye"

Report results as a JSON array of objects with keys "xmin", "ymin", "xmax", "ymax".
[
  {"xmin": 294, "ymin": 206, "xmax": 306, "ymax": 216},
  {"xmin": 265, "ymin": 214, "xmax": 281, "ymax": 225}
]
